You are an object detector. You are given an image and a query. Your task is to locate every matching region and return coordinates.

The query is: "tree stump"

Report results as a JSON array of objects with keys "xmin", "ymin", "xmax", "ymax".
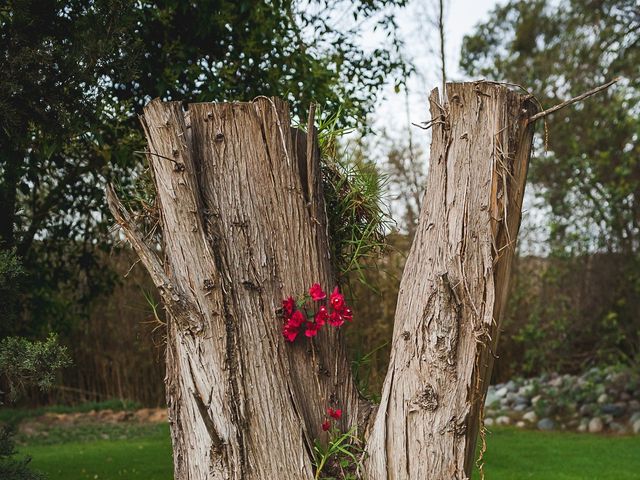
[{"xmin": 108, "ymin": 82, "xmax": 538, "ymax": 479}]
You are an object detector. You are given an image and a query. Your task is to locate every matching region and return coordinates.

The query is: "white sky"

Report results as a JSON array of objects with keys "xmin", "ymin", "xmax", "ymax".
[
  {"xmin": 367, "ymin": 0, "xmax": 501, "ymax": 144},
  {"xmin": 358, "ymin": 0, "xmax": 550, "ymax": 254}
]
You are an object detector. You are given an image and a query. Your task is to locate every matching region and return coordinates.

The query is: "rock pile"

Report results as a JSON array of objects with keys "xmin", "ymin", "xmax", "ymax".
[{"xmin": 484, "ymin": 366, "xmax": 640, "ymax": 434}]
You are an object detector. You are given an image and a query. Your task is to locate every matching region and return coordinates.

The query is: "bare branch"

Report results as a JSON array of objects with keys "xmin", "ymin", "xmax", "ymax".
[
  {"xmin": 106, "ymin": 184, "xmax": 198, "ymax": 329},
  {"xmin": 528, "ymin": 77, "xmax": 620, "ymax": 123}
]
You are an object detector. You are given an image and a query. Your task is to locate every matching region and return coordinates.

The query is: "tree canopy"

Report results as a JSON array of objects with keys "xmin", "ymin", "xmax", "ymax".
[
  {"xmin": 0, "ymin": 0, "xmax": 407, "ymax": 336},
  {"xmin": 461, "ymin": 0, "xmax": 640, "ymax": 368},
  {"xmin": 461, "ymin": 0, "xmax": 639, "ymax": 255}
]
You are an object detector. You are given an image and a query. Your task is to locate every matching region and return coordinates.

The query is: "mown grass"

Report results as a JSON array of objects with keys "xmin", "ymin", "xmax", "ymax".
[
  {"xmin": 21, "ymin": 423, "xmax": 172, "ymax": 480},
  {"xmin": 471, "ymin": 427, "xmax": 640, "ymax": 479},
  {"xmin": 16, "ymin": 424, "xmax": 640, "ymax": 479}
]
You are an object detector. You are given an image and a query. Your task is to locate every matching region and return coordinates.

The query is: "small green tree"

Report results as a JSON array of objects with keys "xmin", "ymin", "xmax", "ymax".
[
  {"xmin": 0, "ymin": 334, "xmax": 71, "ymax": 480},
  {"xmin": 461, "ymin": 0, "xmax": 640, "ymax": 367}
]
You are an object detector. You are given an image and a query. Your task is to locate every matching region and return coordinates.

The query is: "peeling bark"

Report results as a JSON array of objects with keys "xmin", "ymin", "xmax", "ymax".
[
  {"xmin": 364, "ymin": 82, "xmax": 538, "ymax": 479},
  {"xmin": 108, "ymin": 98, "xmax": 363, "ymax": 479},
  {"xmin": 107, "ymin": 82, "xmax": 537, "ymax": 479}
]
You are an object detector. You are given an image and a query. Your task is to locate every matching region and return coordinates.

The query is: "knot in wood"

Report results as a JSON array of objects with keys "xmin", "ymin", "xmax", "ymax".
[
  {"xmin": 214, "ymin": 132, "xmax": 224, "ymax": 142},
  {"xmin": 203, "ymin": 279, "xmax": 215, "ymax": 291},
  {"xmin": 413, "ymin": 384, "xmax": 438, "ymax": 411},
  {"xmin": 173, "ymin": 162, "xmax": 185, "ymax": 172},
  {"xmin": 401, "ymin": 331, "xmax": 410, "ymax": 341}
]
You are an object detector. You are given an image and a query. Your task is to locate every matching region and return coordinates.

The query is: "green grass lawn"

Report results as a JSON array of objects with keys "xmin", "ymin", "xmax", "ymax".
[
  {"xmin": 23, "ymin": 423, "xmax": 173, "ymax": 480},
  {"xmin": 471, "ymin": 427, "xmax": 640, "ymax": 479},
  {"xmin": 18, "ymin": 424, "xmax": 640, "ymax": 479}
]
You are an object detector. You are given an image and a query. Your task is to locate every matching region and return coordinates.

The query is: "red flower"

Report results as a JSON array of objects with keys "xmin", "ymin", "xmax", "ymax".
[
  {"xmin": 321, "ymin": 420, "xmax": 331, "ymax": 431},
  {"xmin": 342, "ymin": 307, "xmax": 353, "ymax": 322},
  {"xmin": 283, "ymin": 323, "xmax": 299, "ymax": 342},
  {"xmin": 330, "ymin": 287, "xmax": 345, "ymax": 311},
  {"xmin": 327, "ymin": 408, "xmax": 342, "ymax": 420},
  {"xmin": 282, "ymin": 297, "xmax": 295, "ymax": 318},
  {"xmin": 315, "ymin": 305, "xmax": 329, "ymax": 326},
  {"xmin": 289, "ymin": 310, "xmax": 305, "ymax": 328},
  {"xmin": 305, "ymin": 321, "xmax": 320, "ymax": 338},
  {"xmin": 309, "ymin": 283, "xmax": 326, "ymax": 301},
  {"xmin": 328, "ymin": 310, "xmax": 344, "ymax": 327}
]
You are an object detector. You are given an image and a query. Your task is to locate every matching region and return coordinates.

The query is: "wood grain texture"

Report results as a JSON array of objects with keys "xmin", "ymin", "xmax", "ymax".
[
  {"xmin": 108, "ymin": 83, "xmax": 537, "ymax": 479},
  {"xmin": 364, "ymin": 82, "xmax": 538, "ymax": 479},
  {"xmin": 111, "ymin": 98, "xmax": 363, "ymax": 479}
]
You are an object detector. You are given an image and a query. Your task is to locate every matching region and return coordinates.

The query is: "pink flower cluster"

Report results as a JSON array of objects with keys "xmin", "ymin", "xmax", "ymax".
[
  {"xmin": 281, "ymin": 284, "xmax": 353, "ymax": 342},
  {"xmin": 321, "ymin": 407, "xmax": 342, "ymax": 431}
]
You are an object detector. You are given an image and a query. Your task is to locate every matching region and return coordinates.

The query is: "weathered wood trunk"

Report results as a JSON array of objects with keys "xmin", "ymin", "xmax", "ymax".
[
  {"xmin": 108, "ymin": 98, "xmax": 363, "ymax": 479},
  {"xmin": 107, "ymin": 82, "xmax": 537, "ymax": 479},
  {"xmin": 364, "ymin": 82, "xmax": 538, "ymax": 479}
]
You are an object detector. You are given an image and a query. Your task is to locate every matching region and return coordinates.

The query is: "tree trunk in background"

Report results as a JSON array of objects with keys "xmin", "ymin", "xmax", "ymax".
[
  {"xmin": 364, "ymin": 82, "xmax": 537, "ymax": 479},
  {"xmin": 107, "ymin": 82, "xmax": 537, "ymax": 479},
  {"xmin": 108, "ymin": 98, "xmax": 363, "ymax": 479}
]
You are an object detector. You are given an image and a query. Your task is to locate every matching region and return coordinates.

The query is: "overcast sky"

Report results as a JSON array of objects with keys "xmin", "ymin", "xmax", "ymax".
[
  {"xmin": 359, "ymin": 0, "xmax": 550, "ymax": 253},
  {"xmin": 368, "ymin": 0, "xmax": 501, "ymax": 143}
]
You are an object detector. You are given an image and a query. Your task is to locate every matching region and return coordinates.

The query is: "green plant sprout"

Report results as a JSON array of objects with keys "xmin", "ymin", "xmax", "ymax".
[{"xmin": 313, "ymin": 426, "xmax": 364, "ymax": 480}]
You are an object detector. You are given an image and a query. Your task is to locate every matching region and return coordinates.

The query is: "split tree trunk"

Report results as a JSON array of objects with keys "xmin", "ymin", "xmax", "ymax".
[
  {"xmin": 108, "ymin": 98, "xmax": 363, "ymax": 479},
  {"xmin": 107, "ymin": 82, "xmax": 537, "ymax": 479},
  {"xmin": 365, "ymin": 82, "xmax": 538, "ymax": 479}
]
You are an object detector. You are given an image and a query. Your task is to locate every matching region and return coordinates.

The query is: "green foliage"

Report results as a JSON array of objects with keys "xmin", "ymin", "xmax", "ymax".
[
  {"xmin": 461, "ymin": 0, "xmax": 639, "ymax": 255},
  {"xmin": 0, "ymin": 335, "xmax": 71, "ymax": 404},
  {"xmin": 461, "ymin": 0, "xmax": 640, "ymax": 372},
  {"xmin": 350, "ymin": 341, "xmax": 388, "ymax": 402},
  {"xmin": 313, "ymin": 426, "xmax": 363, "ymax": 480},
  {"xmin": 1, "ymin": 0, "xmax": 408, "ymax": 340},
  {"xmin": 0, "ymin": 424, "xmax": 44, "ymax": 480},
  {"xmin": 0, "ymin": 249, "xmax": 24, "ymax": 335},
  {"xmin": 0, "ymin": 332, "xmax": 70, "ymax": 480},
  {"xmin": 316, "ymin": 109, "xmax": 392, "ymax": 288}
]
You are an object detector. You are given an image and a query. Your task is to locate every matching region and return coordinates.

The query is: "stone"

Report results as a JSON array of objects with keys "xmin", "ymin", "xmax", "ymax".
[
  {"xmin": 549, "ymin": 376, "xmax": 564, "ymax": 388},
  {"xmin": 516, "ymin": 421, "xmax": 526, "ymax": 428},
  {"xmin": 577, "ymin": 418, "xmax": 589, "ymax": 433},
  {"xmin": 601, "ymin": 402, "xmax": 626, "ymax": 418},
  {"xmin": 484, "ymin": 418, "xmax": 495, "ymax": 427},
  {"xmin": 628, "ymin": 400, "xmax": 640, "ymax": 412},
  {"xmin": 522, "ymin": 411, "xmax": 538, "ymax": 423},
  {"xmin": 588, "ymin": 417, "xmax": 604, "ymax": 433},
  {"xmin": 537, "ymin": 418, "xmax": 555, "ymax": 431},
  {"xmin": 579, "ymin": 403, "xmax": 595, "ymax": 416},
  {"xmin": 609, "ymin": 422, "xmax": 627, "ymax": 434},
  {"xmin": 531, "ymin": 395, "xmax": 543, "ymax": 406},
  {"xmin": 495, "ymin": 386, "xmax": 509, "ymax": 398},
  {"xmin": 496, "ymin": 416, "xmax": 511, "ymax": 426},
  {"xmin": 632, "ymin": 420, "xmax": 640, "ymax": 435},
  {"xmin": 485, "ymin": 388, "xmax": 500, "ymax": 407},
  {"xmin": 629, "ymin": 412, "xmax": 640, "ymax": 424},
  {"xmin": 597, "ymin": 393, "xmax": 609, "ymax": 404},
  {"xmin": 505, "ymin": 380, "xmax": 518, "ymax": 393},
  {"xmin": 514, "ymin": 404, "xmax": 527, "ymax": 412},
  {"xmin": 519, "ymin": 384, "xmax": 535, "ymax": 397}
]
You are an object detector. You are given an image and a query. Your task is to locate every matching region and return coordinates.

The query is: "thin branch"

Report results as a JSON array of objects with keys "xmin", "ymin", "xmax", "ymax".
[
  {"xmin": 106, "ymin": 184, "xmax": 170, "ymax": 288},
  {"xmin": 134, "ymin": 150, "xmax": 179, "ymax": 164},
  {"xmin": 528, "ymin": 77, "xmax": 620, "ymax": 123},
  {"xmin": 438, "ymin": 0, "xmax": 447, "ymax": 103},
  {"xmin": 106, "ymin": 184, "xmax": 199, "ymax": 330}
]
